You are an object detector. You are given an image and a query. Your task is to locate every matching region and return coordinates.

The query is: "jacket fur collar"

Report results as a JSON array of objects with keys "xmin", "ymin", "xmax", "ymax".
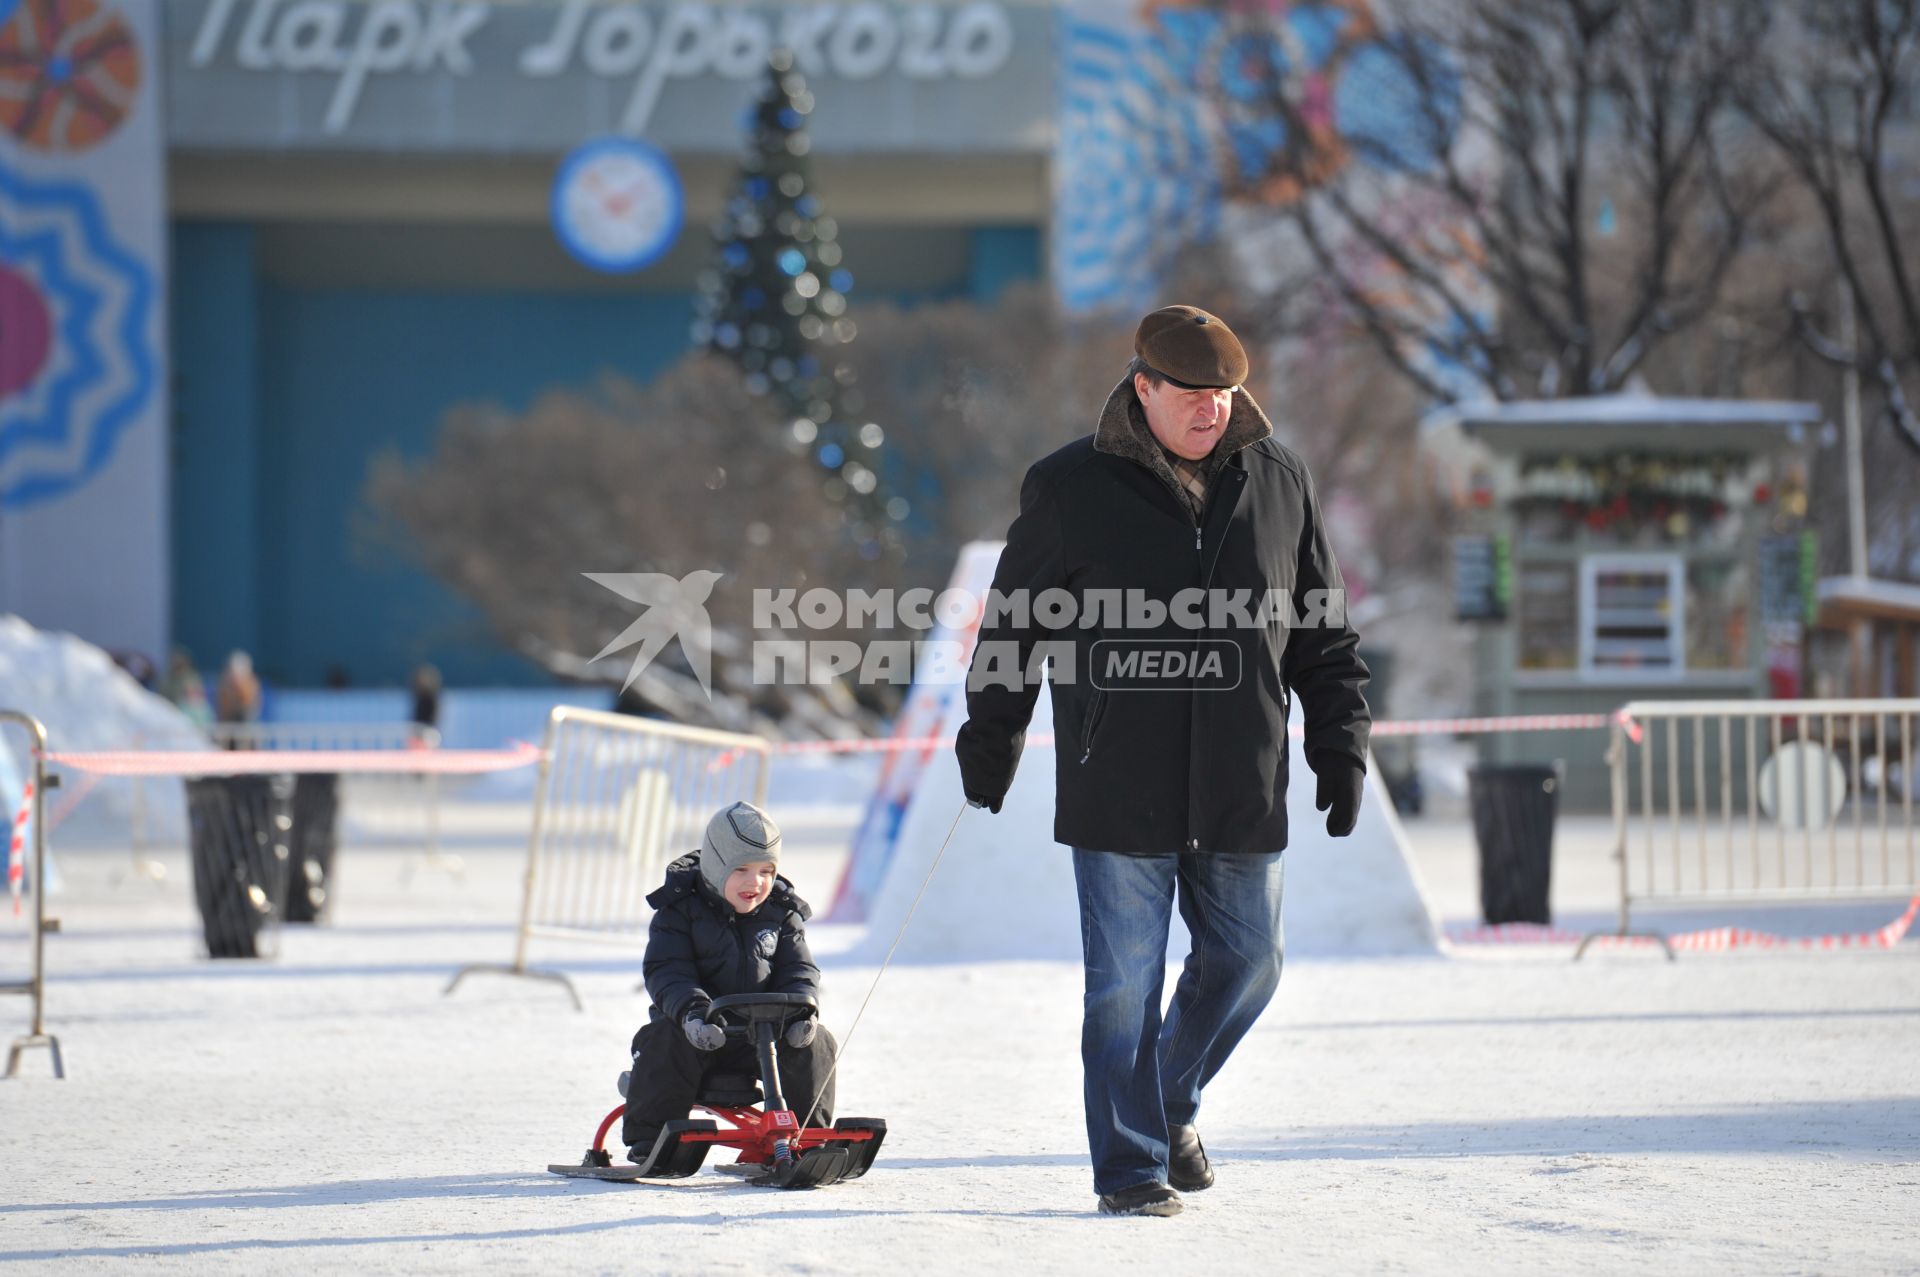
[{"xmin": 1091, "ymin": 375, "xmax": 1274, "ymax": 505}]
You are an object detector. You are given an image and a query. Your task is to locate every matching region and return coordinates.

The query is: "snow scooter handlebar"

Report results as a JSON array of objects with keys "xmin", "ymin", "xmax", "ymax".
[
  {"xmin": 708, "ymin": 993, "xmax": 819, "ymax": 1115},
  {"xmin": 708, "ymin": 992, "xmax": 817, "ymax": 1034}
]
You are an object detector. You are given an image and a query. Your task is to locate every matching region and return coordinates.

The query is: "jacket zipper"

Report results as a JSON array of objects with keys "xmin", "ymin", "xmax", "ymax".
[
  {"xmin": 1185, "ymin": 466, "xmax": 1245, "ymax": 851},
  {"xmin": 1078, "ymin": 688, "xmax": 1109, "ymax": 764},
  {"xmin": 744, "ymin": 915, "xmax": 756, "ymax": 991},
  {"xmin": 1134, "ymin": 456, "xmax": 1239, "ymax": 851},
  {"xmin": 729, "ymin": 907, "xmax": 757, "ymax": 992},
  {"xmin": 1188, "ymin": 512, "xmax": 1203, "ymax": 850}
]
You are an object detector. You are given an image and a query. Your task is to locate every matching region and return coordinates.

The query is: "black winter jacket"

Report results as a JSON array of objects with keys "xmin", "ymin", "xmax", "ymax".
[
  {"xmin": 641, "ymin": 852, "xmax": 821, "ymax": 1025},
  {"xmin": 955, "ymin": 376, "xmax": 1370, "ymax": 855}
]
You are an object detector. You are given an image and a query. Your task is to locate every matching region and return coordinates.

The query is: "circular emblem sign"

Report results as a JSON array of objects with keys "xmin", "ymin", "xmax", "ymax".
[
  {"xmin": 550, "ymin": 137, "xmax": 685, "ymax": 274},
  {"xmin": 0, "ymin": 0, "xmax": 143, "ymax": 153}
]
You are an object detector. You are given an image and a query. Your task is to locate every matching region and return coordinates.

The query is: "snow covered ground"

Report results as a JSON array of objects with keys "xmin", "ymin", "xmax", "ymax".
[{"xmin": 3, "ymin": 787, "xmax": 1918, "ymax": 1275}]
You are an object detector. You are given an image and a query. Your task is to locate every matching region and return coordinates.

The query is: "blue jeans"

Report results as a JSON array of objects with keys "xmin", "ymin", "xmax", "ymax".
[{"xmin": 1072, "ymin": 848, "xmax": 1285, "ymax": 1196}]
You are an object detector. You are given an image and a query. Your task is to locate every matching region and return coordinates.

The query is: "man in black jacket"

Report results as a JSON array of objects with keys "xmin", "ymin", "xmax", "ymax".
[{"xmin": 955, "ymin": 305, "xmax": 1370, "ymax": 1217}]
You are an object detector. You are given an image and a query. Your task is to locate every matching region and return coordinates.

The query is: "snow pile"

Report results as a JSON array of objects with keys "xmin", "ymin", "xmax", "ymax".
[
  {"xmin": 853, "ymin": 683, "xmax": 1441, "ymax": 963},
  {"xmin": 0, "ymin": 614, "xmax": 208, "ymax": 842}
]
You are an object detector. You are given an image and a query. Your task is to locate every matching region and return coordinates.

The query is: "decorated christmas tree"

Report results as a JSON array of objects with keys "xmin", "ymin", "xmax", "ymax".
[{"xmin": 692, "ymin": 50, "xmax": 899, "ymax": 558}]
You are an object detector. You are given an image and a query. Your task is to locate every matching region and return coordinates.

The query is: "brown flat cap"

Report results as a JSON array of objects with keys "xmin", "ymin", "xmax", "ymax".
[{"xmin": 1134, "ymin": 305, "xmax": 1248, "ymax": 390}]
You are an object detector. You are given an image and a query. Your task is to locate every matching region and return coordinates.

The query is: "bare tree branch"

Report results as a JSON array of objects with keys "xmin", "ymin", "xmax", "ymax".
[
  {"xmin": 1200, "ymin": 0, "xmax": 1776, "ymax": 402},
  {"xmin": 1736, "ymin": 0, "xmax": 1920, "ymax": 454}
]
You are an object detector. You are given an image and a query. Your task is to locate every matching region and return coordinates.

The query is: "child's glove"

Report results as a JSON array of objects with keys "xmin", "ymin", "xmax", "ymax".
[
  {"xmin": 682, "ymin": 1010, "xmax": 726, "ymax": 1052},
  {"xmin": 784, "ymin": 1017, "xmax": 817, "ymax": 1048}
]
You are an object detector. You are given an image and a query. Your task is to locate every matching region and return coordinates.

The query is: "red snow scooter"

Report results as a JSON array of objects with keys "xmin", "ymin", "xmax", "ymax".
[{"xmin": 549, "ymin": 993, "xmax": 886, "ymax": 1189}]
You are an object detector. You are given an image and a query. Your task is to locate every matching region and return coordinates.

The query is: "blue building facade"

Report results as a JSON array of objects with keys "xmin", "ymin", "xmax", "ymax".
[
  {"xmin": 161, "ymin": 0, "xmax": 1052, "ymax": 686},
  {"xmin": 5, "ymin": 0, "xmax": 1486, "ymax": 687}
]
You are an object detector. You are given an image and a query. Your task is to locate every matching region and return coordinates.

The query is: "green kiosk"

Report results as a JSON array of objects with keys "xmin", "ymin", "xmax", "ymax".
[{"xmin": 1430, "ymin": 395, "xmax": 1823, "ymax": 812}]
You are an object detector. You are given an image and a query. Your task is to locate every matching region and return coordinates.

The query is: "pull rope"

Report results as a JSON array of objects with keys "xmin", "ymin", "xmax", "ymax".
[{"xmin": 795, "ymin": 799, "xmax": 970, "ymax": 1135}]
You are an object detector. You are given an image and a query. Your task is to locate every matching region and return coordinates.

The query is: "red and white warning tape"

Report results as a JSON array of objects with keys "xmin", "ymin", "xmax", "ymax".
[
  {"xmin": 33, "ymin": 708, "xmax": 1633, "ymax": 783},
  {"xmin": 40, "ymin": 741, "xmax": 543, "ymax": 778},
  {"xmin": 34, "ymin": 710, "xmax": 1639, "ymax": 780},
  {"xmin": 740, "ymin": 711, "xmax": 1628, "ymax": 766},
  {"xmin": 1373, "ymin": 712, "xmax": 1622, "ymax": 737},
  {"xmin": 763, "ymin": 734, "xmax": 969, "ymax": 757},
  {"xmin": 1445, "ymin": 893, "xmax": 1920, "ymax": 951},
  {"xmin": 7, "ymin": 780, "xmax": 31, "ymax": 917}
]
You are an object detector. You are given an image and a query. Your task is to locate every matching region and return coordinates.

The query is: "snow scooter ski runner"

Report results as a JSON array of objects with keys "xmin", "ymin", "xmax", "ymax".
[{"xmin": 549, "ymin": 992, "xmax": 886, "ymax": 1189}]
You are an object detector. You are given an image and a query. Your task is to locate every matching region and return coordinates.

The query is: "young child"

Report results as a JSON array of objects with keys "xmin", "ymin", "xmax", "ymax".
[{"xmin": 623, "ymin": 799, "xmax": 835, "ymax": 1163}]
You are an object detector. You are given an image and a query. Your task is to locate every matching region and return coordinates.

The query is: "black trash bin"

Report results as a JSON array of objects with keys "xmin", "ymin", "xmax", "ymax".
[
  {"xmin": 283, "ymin": 773, "xmax": 341, "ymax": 923},
  {"xmin": 185, "ymin": 773, "xmax": 294, "ymax": 958},
  {"xmin": 1466, "ymin": 763, "xmax": 1558, "ymax": 925}
]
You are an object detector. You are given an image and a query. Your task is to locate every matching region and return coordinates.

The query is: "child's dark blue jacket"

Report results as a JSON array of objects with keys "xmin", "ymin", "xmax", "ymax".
[{"xmin": 641, "ymin": 850, "xmax": 821, "ymax": 1025}]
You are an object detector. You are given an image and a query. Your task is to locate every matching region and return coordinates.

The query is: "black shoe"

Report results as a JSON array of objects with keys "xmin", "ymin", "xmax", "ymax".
[
  {"xmin": 625, "ymin": 1129, "xmax": 663, "ymax": 1167},
  {"xmin": 1097, "ymin": 1182, "xmax": 1184, "ymax": 1217},
  {"xmin": 1168, "ymin": 1124, "xmax": 1214, "ymax": 1191}
]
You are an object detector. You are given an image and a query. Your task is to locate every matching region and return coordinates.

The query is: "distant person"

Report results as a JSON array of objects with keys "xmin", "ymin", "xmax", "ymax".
[
  {"xmin": 214, "ymin": 650, "xmax": 262, "ymax": 726},
  {"xmin": 113, "ymin": 649, "xmax": 158, "ymax": 690},
  {"xmin": 410, "ymin": 663, "xmax": 442, "ymax": 732},
  {"xmin": 324, "ymin": 665, "xmax": 351, "ymax": 690},
  {"xmin": 161, "ymin": 648, "xmax": 213, "ymax": 729}
]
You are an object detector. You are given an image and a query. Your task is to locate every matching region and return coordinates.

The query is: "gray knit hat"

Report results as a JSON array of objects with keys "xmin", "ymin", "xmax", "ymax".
[{"xmin": 700, "ymin": 800, "xmax": 782, "ymax": 894}]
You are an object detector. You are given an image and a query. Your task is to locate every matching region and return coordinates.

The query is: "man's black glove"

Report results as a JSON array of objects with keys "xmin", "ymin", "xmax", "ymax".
[
  {"xmin": 955, "ymin": 721, "xmax": 1013, "ymax": 814},
  {"xmin": 957, "ymin": 750, "xmax": 1004, "ymax": 814},
  {"xmin": 1312, "ymin": 755, "xmax": 1365, "ymax": 838}
]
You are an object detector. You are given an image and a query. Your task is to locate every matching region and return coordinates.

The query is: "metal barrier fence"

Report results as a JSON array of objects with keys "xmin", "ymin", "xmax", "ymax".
[
  {"xmin": 2, "ymin": 710, "xmax": 63, "ymax": 1078},
  {"xmin": 1580, "ymin": 698, "xmax": 1920, "ymax": 958},
  {"xmin": 446, "ymin": 707, "xmax": 770, "ymax": 1009},
  {"xmin": 131, "ymin": 722, "xmax": 447, "ymax": 879}
]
